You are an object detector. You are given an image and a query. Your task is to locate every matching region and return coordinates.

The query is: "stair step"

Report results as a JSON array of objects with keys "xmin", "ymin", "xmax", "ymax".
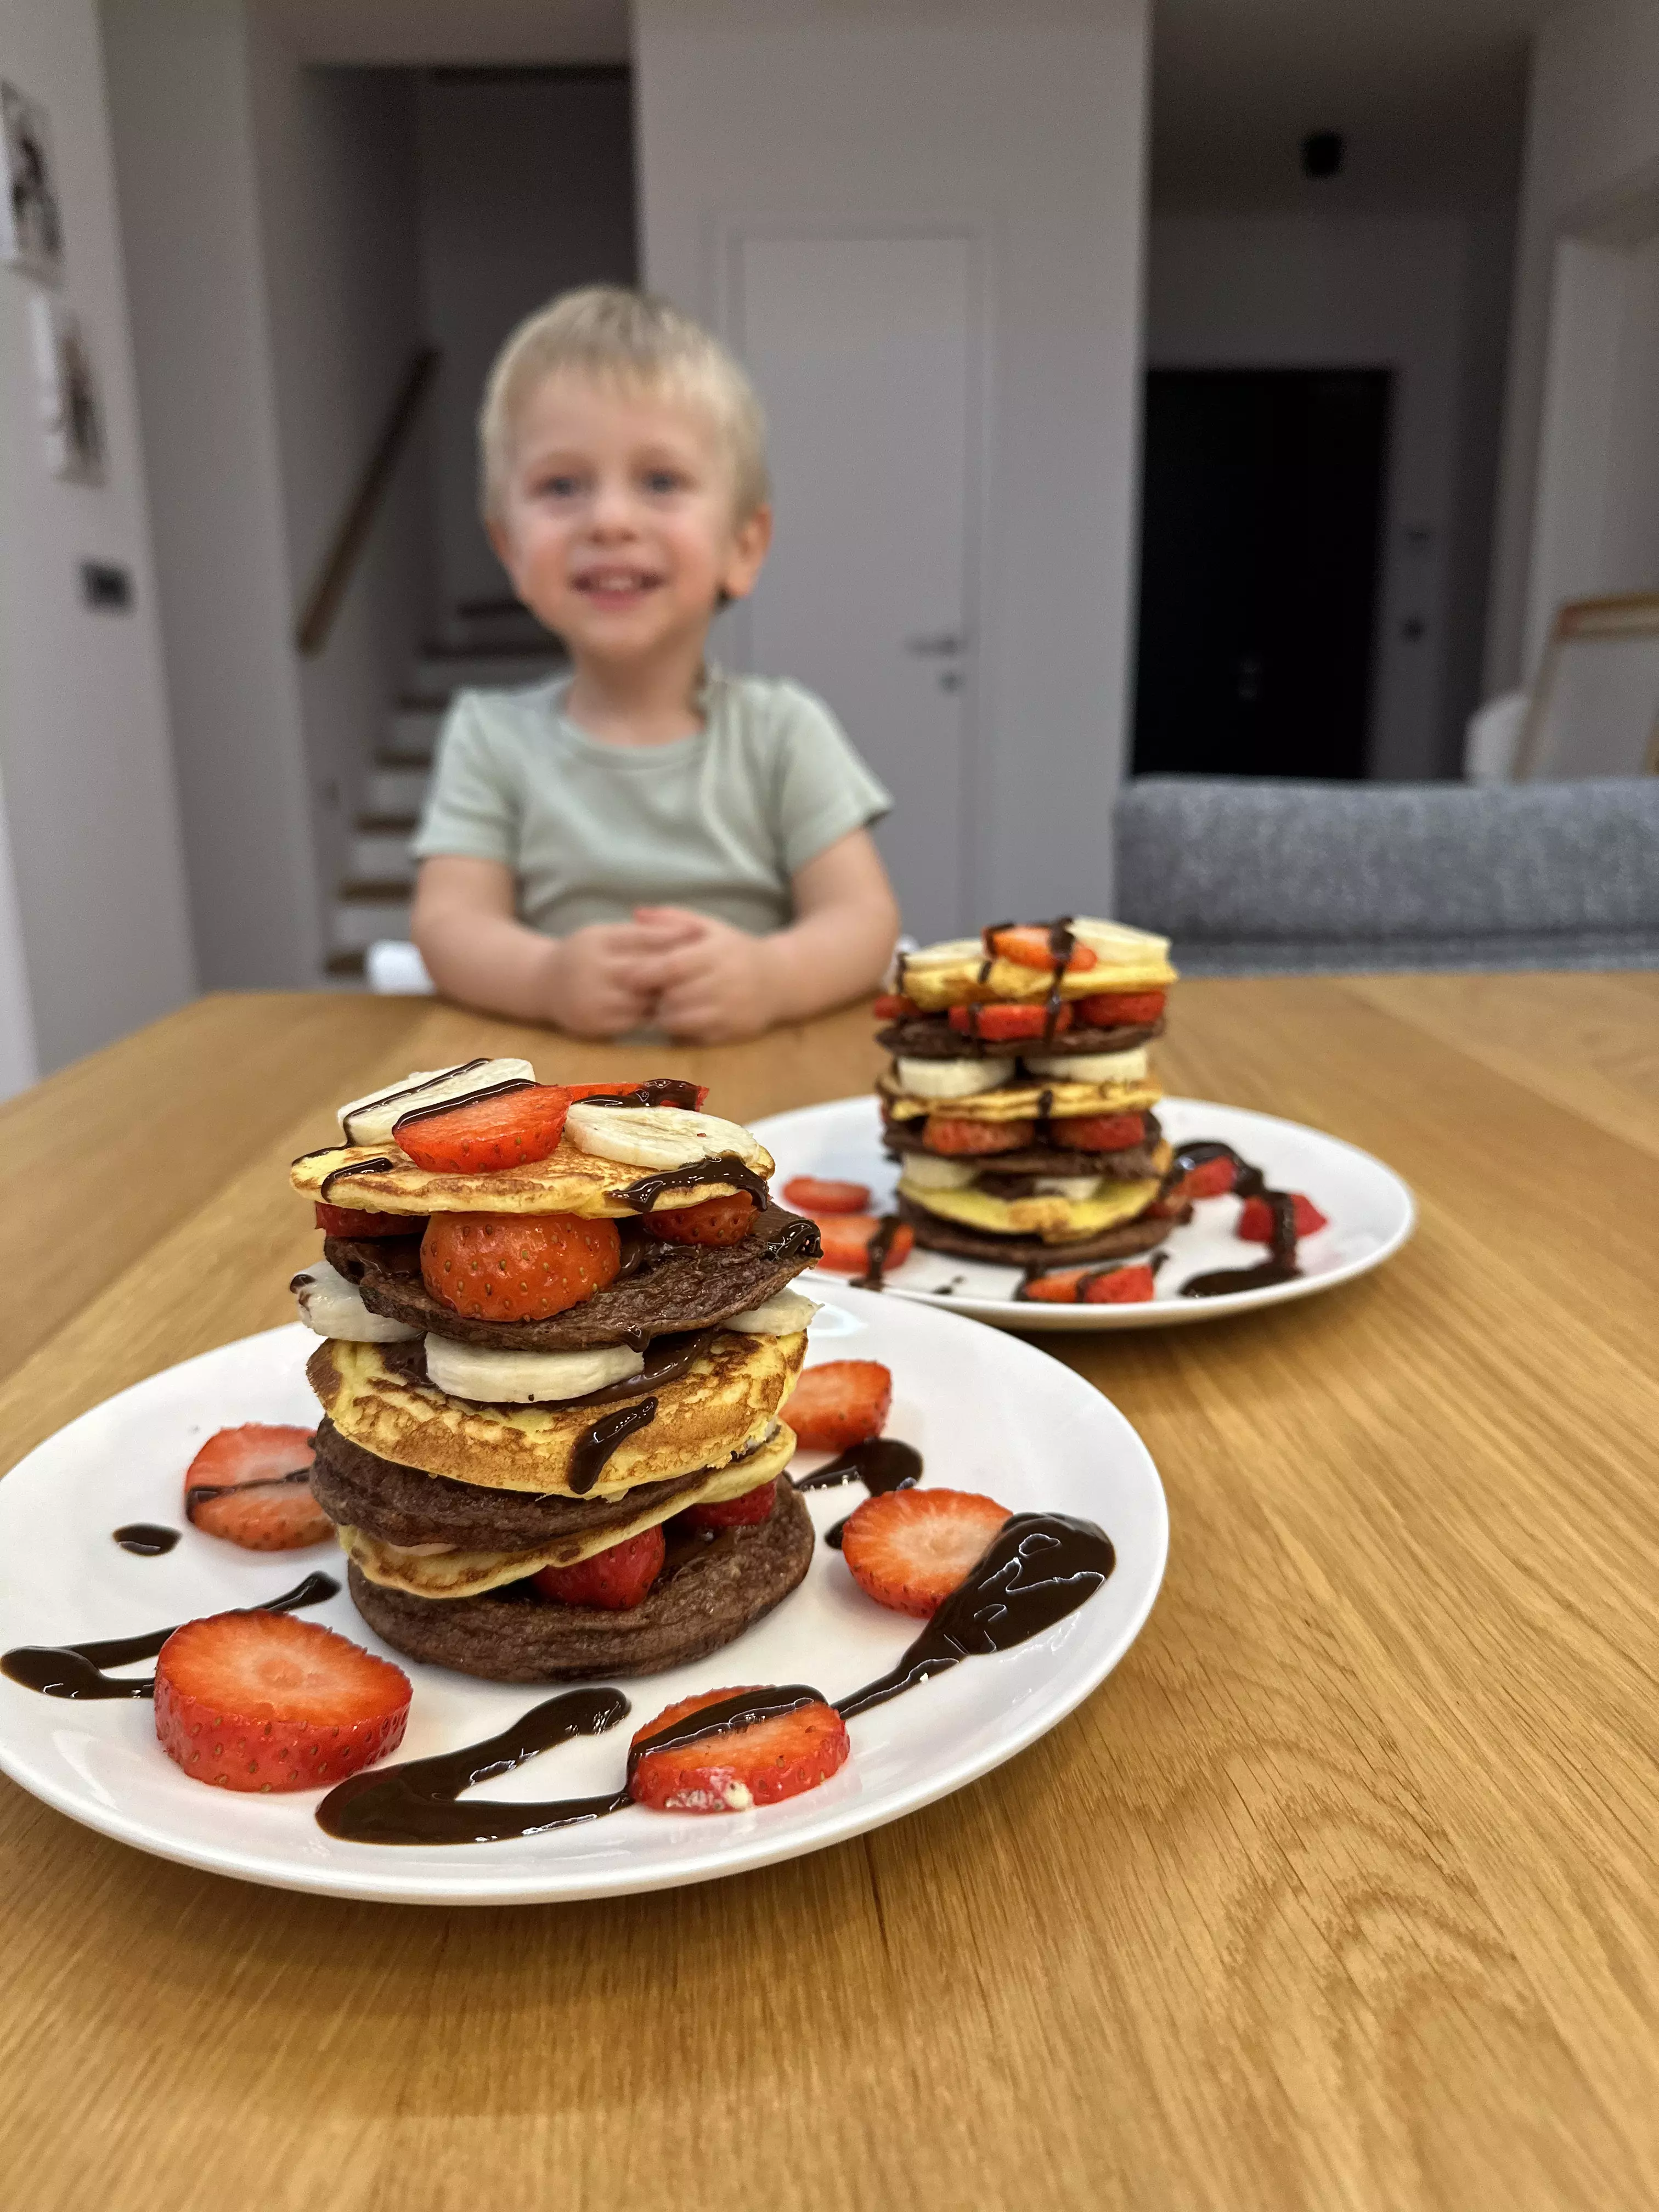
[
  {"xmin": 338, "ymin": 877, "xmax": 415, "ymax": 902},
  {"xmin": 330, "ymin": 894, "xmax": 412, "ymax": 953},
  {"xmin": 387, "ymin": 707, "xmax": 443, "ymax": 761},
  {"xmin": 325, "ymin": 949, "xmax": 367, "ymax": 978},
  {"xmin": 356, "ymin": 811, "xmax": 419, "ymax": 835},
  {"xmin": 411, "ymin": 650, "xmax": 564, "ymax": 693},
  {"xmin": 348, "ymin": 834, "xmax": 415, "ymax": 885}
]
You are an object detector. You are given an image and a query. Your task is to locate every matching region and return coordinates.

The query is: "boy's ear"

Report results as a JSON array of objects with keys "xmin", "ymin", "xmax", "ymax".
[
  {"xmin": 486, "ymin": 515, "xmax": 523, "ymax": 592},
  {"xmin": 720, "ymin": 504, "xmax": 773, "ymax": 603}
]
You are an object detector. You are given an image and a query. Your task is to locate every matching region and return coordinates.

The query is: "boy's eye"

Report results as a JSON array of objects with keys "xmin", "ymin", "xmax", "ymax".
[
  {"xmin": 539, "ymin": 473, "xmax": 584, "ymax": 499},
  {"xmin": 642, "ymin": 468, "xmax": 685, "ymax": 495}
]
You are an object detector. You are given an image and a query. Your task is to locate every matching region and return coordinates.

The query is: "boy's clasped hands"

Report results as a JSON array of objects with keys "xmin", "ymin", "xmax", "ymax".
[{"xmin": 556, "ymin": 906, "xmax": 782, "ymax": 1042}]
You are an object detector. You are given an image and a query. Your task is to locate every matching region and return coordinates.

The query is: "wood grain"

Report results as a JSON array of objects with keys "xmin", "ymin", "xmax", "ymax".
[{"xmin": 0, "ymin": 979, "xmax": 1655, "ymax": 2211}]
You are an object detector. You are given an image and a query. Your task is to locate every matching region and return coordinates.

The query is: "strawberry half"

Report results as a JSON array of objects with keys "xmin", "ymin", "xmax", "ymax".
[
  {"xmin": 840, "ymin": 1488, "xmax": 1011, "ymax": 1617},
  {"xmin": 989, "ymin": 926, "xmax": 1097, "ymax": 974},
  {"xmin": 641, "ymin": 1193, "xmax": 757, "ymax": 1247},
  {"xmin": 1055, "ymin": 1112, "xmax": 1147, "ymax": 1154},
  {"xmin": 533, "ymin": 1524, "xmax": 664, "ymax": 1610},
  {"xmin": 561, "ymin": 1080, "xmax": 709, "ymax": 1109},
  {"xmin": 183, "ymin": 1425, "xmax": 330, "ymax": 1550},
  {"xmin": 1175, "ymin": 1156, "xmax": 1235, "ymax": 1201},
  {"xmin": 811, "ymin": 1214, "xmax": 915, "ymax": 1275},
  {"xmin": 1073, "ymin": 989, "xmax": 1166, "ymax": 1026},
  {"xmin": 787, "ymin": 1359, "xmax": 892, "ymax": 1451},
  {"xmin": 684, "ymin": 1479, "xmax": 777, "ymax": 1530},
  {"xmin": 781, "ymin": 1175, "xmax": 871, "ymax": 1215},
  {"xmin": 947, "ymin": 1002, "xmax": 1072, "ymax": 1042},
  {"xmin": 1024, "ymin": 1263, "xmax": 1158, "ymax": 1304},
  {"xmin": 628, "ymin": 1686, "xmax": 849, "ymax": 1814},
  {"xmin": 1238, "ymin": 1192, "xmax": 1328, "ymax": 1242},
  {"xmin": 871, "ymin": 992, "xmax": 918, "ymax": 1020},
  {"xmin": 395, "ymin": 1083, "xmax": 570, "ymax": 1173},
  {"xmin": 922, "ymin": 1115, "xmax": 1035, "ymax": 1156},
  {"xmin": 314, "ymin": 1201, "xmax": 422, "ymax": 1239},
  {"xmin": 420, "ymin": 1210, "xmax": 620, "ymax": 1320},
  {"xmin": 154, "ymin": 1610, "xmax": 410, "ymax": 1792}
]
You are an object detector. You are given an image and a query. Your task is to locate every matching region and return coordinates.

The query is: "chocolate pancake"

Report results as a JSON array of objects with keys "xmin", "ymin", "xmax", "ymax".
[
  {"xmin": 309, "ymin": 1416, "xmax": 708, "ymax": 1550},
  {"xmin": 877, "ymin": 1017, "xmax": 1161, "ymax": 1060},
  {"xmin": 884, "ymin": 1111, "xmax": 1165, "ymax": 1179},
  {"xmin": 896, "ymin": 1192, "xmax": 1187, "ymax": 1267},
  {"xmin": 973, "ymin": 1152, "xmax": 1166, "ymax": 1193},
  {"xmin": 346, "ymin": 1479, "xmax": 815, "ymax": 1681},
  {"xmin": 327, "ymin": 1205, "xmax": 820, "ymax": 1352}
]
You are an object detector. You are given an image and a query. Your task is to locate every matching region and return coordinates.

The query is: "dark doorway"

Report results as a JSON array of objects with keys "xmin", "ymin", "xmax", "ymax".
[{"xmin": 1132, "ymin": 368, "xmax": 1391, "ymax": 780}]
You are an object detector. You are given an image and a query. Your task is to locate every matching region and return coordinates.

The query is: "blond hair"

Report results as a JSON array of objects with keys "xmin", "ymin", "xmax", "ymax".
[{"xmin": 478, "ymin": 285, "xmax": 770, "ymax": 523}]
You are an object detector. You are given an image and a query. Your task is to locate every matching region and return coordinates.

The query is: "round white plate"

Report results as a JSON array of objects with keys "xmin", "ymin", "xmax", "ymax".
[
  {"xmin": 0, "ymin": 1296, "xmax": 1165, "ymax": 1905},
  {"xmin": 753, "ymin": 1094, "xmax": 1415, "ymax": 1331}
]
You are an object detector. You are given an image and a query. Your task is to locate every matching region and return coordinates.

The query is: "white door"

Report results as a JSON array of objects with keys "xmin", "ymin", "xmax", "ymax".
[{"xmin": 726, "ymin": 232, "xmax": 979, "ymax": 942}]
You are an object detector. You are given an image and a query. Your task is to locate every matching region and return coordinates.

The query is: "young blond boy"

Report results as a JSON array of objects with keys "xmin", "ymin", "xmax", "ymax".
[{"xmin": 411, "ymin": 286, "xmax": 900, "ymax": 1041}]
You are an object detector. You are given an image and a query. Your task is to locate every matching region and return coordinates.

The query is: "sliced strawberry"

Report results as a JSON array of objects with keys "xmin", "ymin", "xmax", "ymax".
[
  {"xmin": 394, "ymin": 1082, "xmax": 569, "ymax": 1173},
  {"xmin": 782, "ymin": 1175, "xmax": 871, "ymax": 1215},
  {"xmin": 628, "ymin": 1686, "xmax": 849, "ymax": 1814},
  {"xmin": 872, "ymin": 992, "xmax": 918, "ymax": 1020},
  {"xmin": 1054, "ymin": 1112, "xmax": 1148, "ymax": 1154},
  {"xmin": 420, "ymin": 1210, "xmax": 620, "ymax": 1320},
  {"xmin": 1020, "ymin": 1267, "xmax": 1094, "ymax": 1304},
  {"xmin": 183, "ymin": 1425, "xmax": 329, "ymax": 1550},
  {"xmin": 1238, "ymin": 1193, "xmax": 1328, "ymax": 1242},
  {"xmin": 947, "ymin": 1002, "xmax": 1073, "ymax": 1042},
  {"xmin": 642, "ymin": 1192, "xmax": 758, "ymax": 1247},
  {"xmin": 841, "ymin": 1489, "xmax": 1011, "ymax": 1617},
  {"xmin": 560, "ymin": 1079, "xmax": 710, "ymax": 1109},
  {"xmin": 1172, "ymin": 1155, "xmax": 1233, "ymax": 1201},
  {"xmin": 314, "ymin": 1201, "xmax": 423, "ymax": 1239},
  {"xmin": 684, "ymin": 1479, "xmax": 777, "ymax": 1530},
  {"xmin": 1085, "ymin": 1263, "xmax": 1157, "ymax": 1304},
  {"xmin": 787, "ymin": 1359, "xmax": 892, "ymax": 1450},
  {"xmin": 154, "ymin": 1610, "xmax": 410, "ymax": 1792},
  {"xmin": 989, "ymin": 926, "xmax": 1097, "ymax": 974},
  {"xmin": 812, "ymin": 1215, "xmax": 915, "ymax": 1276},
  {"xmin": 922, "ymin": 1115, "xmax": 1035, "ymax": 1156},
  {"xmin": 1073, "ymin": 989, "xmax": 1166, "ymax": 1026},
  {"xmin": 533, "ymin": 1524, "xmax": 664, "ymax": 1610}
]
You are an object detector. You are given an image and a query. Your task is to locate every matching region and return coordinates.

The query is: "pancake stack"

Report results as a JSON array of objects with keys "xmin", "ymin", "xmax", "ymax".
[
  {"xmin": 877, "ymin": 918, "xmax": 1184, "ymax": 1268},
  {"xmin": 289, "ymin": 1066, "xmax": 821, "ymax": 1682}
]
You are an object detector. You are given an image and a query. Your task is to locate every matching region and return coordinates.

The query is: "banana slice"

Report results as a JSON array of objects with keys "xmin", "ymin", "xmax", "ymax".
[
  {"xmin": 726, "ymin": 1290, "xmax": 820, "ymax": 1335},
  {"xmin": 895, "ymin": 1152, "xmax": 979, "ymax": 1190},
  {"xmin": 292, "ymin": 1261, "xmax": 421, "ymax": 1344},
  {"xmin": 893, "ymin": 1054, "xmax": 1014, "ymax": 1099},
  {"xmin": 338, "ymin": 1058, "xmax": 535, "ymax": 1146},
  {"xmin": 1032, "ymin": 1175, "xmax": 1105, "ymax": 1200},
  {"xmin": 563, "ymin": 1103, "xmax": 771, "ymax": 1178},
  {"xmin": 422, "ymin": 1334, "xmax": 645, "ymax": 1405},
  {"xmin": 1022, "ymin": 1048, "xmax": 1148, "ymax": 1083}
]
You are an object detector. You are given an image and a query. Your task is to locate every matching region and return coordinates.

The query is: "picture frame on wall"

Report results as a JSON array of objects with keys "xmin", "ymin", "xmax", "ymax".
[
  {"xmin": 1517, "ymin": 591, "xmax": 1659, "ymax": 779},
  {"xmin": 29, "ymin": 295, "xmax": 103, "ymax": 484},
  {"xmin": 0, "ymin": 81, "xmax": 64, "ymax": 280}
]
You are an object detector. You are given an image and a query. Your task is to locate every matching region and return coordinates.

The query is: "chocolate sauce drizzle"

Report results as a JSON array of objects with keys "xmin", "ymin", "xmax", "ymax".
[
  {"xmin": 571, "ymin": 1079, "xmax": 705, "ymax": 1112},
  {"xmin": 184, "ymin": 1466, "xmax": 315, "ymax": 1523},
  {"xmin": 391, "ymin": 1075, "xmax": 535, "ymax": 1138},
  {"xmin": 1, "ymin": 1572, "xmax": 340, "ymax": 1700},
  {"xmin": 794, "ymin": 1439, "xmax": 922, "ymax": 1494},
  {"xmin": 341, "ymin": 1059, "xmax": 491, "ymax": 1144},
  {"xmin": 852, "ymin": 1214, "xmax": 906, "ymax": 1290},
  {"xmin": 1161, "ymin": 1141, "xmax": 1304, "ymax": 1297},
  {"xmin": 320, "ymin": 1154, "xmax": 397, "ymax": 1200},
  {"xmin": 315, "ymin": 1511, "xmax": 1111, "ymax": 1846},
  {"xmin": 619, "ymin": 1153, "xmax": 771, "ymax": 1212},
  {"xmin": 567, "ymin": 1400, "xmax": 658, "ymax": 1494},
  {"xmin": 111, "ymin": 1525, "xmax": 180, "ymax": 1556}
]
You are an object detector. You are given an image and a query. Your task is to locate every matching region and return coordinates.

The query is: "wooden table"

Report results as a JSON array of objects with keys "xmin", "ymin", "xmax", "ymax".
[{"xmin": 1, "ymin": 975, "xmax": 1656, "ymax": 2210}]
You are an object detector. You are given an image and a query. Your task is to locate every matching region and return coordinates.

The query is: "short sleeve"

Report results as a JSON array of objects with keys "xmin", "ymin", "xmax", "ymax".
[
  {"xmin": 766, "ymin": 685, "xmax": 893, "ymax": 877},
  {"xmin": 411, "ymin": 692, "xmax": 519, "ymax": 866}
]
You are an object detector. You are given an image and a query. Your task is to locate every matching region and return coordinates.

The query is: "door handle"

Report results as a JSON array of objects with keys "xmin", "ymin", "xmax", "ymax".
[{"xmin": 905, "ymin": 633, "xmax": 966, "ymax": 657}]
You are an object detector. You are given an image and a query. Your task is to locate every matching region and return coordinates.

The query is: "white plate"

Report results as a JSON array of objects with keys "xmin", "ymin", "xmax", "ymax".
[
  {"xmin": 753, "ymin": 1094, "xmax": 1415, "ymax": 1330},
  {"xmin": 0, "ymin": 1297, "xmax": 1165, "ymax": 1905}
]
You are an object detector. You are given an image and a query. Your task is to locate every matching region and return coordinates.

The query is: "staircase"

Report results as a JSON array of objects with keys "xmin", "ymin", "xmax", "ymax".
[{"xmin": 325, "ymin": 627, "xmax": 566, "ymax": 979}]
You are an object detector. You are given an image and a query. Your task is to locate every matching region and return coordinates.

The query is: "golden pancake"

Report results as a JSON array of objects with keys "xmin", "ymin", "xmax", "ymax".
[
  {"xmin": 899, "ymin": 918, "xmax": 1176, "ymax": 1012},
  {"xmin": 307, "ymin": 1329, "xmax": 805, "ymax": 1498},
  {"xmin": 291, "ymin": 1131, "xmax": 774, "ymax": 1219},
  {"xmin": 340, "ymin": 1425, "xmax": 798, "ymax": 1598},
  {"xmin": 878, "ymin": 1071, "xmax": 1163, "ymax": 1122},
  {"xmin": 897, "ymin": 1174, "xmax": 1163, "ymax": 1243}
]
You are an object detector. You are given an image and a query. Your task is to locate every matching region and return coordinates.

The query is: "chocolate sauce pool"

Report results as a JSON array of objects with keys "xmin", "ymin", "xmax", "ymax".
[
  {"xmin": 1161, "ymin": 1141, "xmax": 1304, "ymax": 1298},
  {"xmin": 793, "ymin": 1440, "xmax": 922, "ymax": 1494},
  {"xmin": 111, "ymin": 1525, "xmax": 180, "ymax": 1557},
  {"xmin": 314, "ymin": 1511, "xmax": 1113, "ymax": 1845},
  {"xmin": 1, "ymin": 1572, "xmax": 340, "ymax": 1700}
]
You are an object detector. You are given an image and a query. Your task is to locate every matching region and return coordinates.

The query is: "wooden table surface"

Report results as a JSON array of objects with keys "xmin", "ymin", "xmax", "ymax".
[{"xmin": 1, "ymin": 974, "xmax": 1656, "ymax": 2211}]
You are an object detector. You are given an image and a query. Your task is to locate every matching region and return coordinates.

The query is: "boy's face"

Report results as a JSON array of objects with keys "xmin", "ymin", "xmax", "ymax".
[{"xmin": 490, "ymin": 375, "xmax": 770, "ymax": 667}]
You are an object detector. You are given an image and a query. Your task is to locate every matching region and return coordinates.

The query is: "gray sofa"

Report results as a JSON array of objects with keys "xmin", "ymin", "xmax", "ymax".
[{"xmin": 1113, "ymin": 776, "xmax": 1659, "ymax": 974}]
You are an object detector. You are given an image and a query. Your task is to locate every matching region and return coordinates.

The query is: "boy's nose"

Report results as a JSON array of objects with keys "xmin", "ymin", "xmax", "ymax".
[{"xmin": 588, "ymin": 479, "xmax": 641, "ymax": 538}]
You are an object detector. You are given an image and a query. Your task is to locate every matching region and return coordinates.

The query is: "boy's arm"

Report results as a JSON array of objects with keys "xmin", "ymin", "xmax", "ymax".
[{"xmin": 411, "ymin": 857, "xmax": 693, "ymax": 1035}]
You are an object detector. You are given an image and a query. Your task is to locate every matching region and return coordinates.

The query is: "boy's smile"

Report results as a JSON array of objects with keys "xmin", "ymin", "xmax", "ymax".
[{"xmin": 490, "ymin": 377, "xmax": 770, "ymax": 679}]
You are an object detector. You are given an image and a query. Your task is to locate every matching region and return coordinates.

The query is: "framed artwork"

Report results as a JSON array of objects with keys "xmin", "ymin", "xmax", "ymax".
[
  {"xmin": 1517, "ymin": 591, "xmax": 1659, "ymax": 778},
  {"xmin": 29, "ymin": 295, "xmax": 103, "ymax": 483},
  {"xmin": 0, "ymin": 81, "xmax": 63, "ymax": 280}
]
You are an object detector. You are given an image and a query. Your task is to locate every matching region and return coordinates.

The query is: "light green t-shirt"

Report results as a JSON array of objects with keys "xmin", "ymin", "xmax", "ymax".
[{"xmin": 412, "ymin": 670, "xmax": 891, "ymax": 938}]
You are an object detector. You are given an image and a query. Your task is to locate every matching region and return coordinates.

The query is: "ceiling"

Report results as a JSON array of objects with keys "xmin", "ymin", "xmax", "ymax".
[{"xmin": 1151, "ymin": 0, "xmax": 1571, "ymax": 213}]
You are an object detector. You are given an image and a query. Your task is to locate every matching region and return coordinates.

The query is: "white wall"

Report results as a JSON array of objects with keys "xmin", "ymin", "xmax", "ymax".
[
  {"xmin": 633, "ymin": 0, "xmax": 1150, "ymax": 922},
  {"xmin": 1147, "ymin": 211, "xmax": 1514, "ymax": 779},
  {"xmin": 1488, "ymin": 0, "xmax": 1659, "ymax": 691},
  {"xmin": 416, "ymin": 68, "xmax": 637, "ymax": 620},
  {"xmin": 0, "ymin": 0, "xmax": 195, "ymax": 1082}
]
